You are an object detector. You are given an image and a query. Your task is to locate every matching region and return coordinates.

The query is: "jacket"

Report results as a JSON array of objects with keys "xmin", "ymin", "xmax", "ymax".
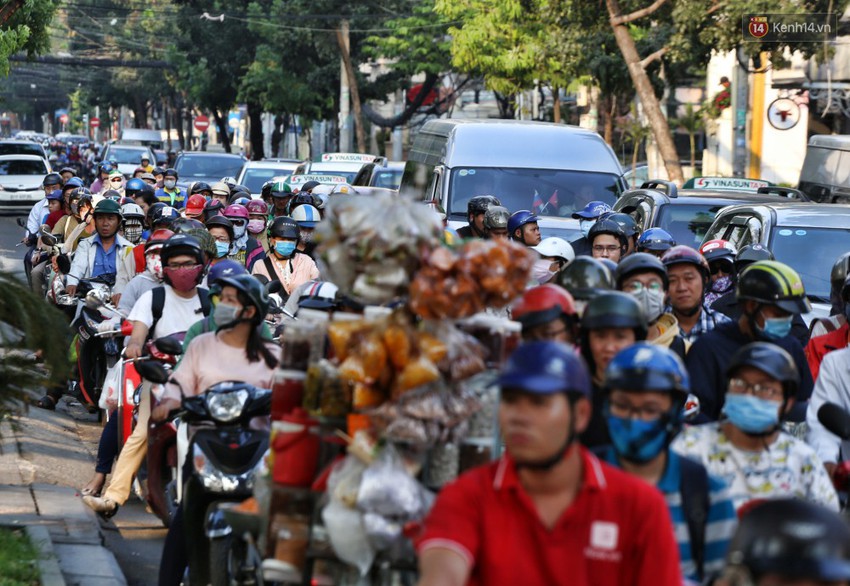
[
  {"xmin": 806, "ymin": 347, "xmax": 850, "ymax": 464},
  {"xmin": 66, "ymin": 233, "xmax": 134, "ymax": 287},
  {"xmin": 806, "ymin": 323, "xmax": 849, "ymax": 381}
]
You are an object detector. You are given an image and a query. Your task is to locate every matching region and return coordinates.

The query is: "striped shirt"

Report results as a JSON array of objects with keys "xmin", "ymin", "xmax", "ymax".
[{"xmin": 604, "ymin": 449, "xmax": 737, "ymax": 582}]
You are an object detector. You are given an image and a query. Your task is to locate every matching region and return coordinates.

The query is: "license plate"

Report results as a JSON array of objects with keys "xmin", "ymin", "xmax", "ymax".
[{"xmin": 8, "ymin": 193, "xmax": 35, "ymax": 201}]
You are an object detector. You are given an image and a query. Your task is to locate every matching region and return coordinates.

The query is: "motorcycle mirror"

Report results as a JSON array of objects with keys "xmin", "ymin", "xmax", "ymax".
[
  {"xmin": 84, "ymin": 288, "xmax": 109, "ymax": 308},
  {"xmin": 818, "ymin": 403, "xmax": 850, "ymax": 440},
  {"xmin": 16, "ymin": 218, "xmax": 25, "ymax": 228},
  {"xmin": 265, "ymin": 280, "xmax": 283, "ymax": 295},
  {"xmin": 57, "ymin": 254, "xmax": 71, "ymax": 274},
  {"xmin": 134, "ymin": 360, "xmax": 170, "ymax": 385},
  {"xmin": 154, "ymin": 335, "xmax": 184, "ymax": 356},
  {"xmin": 683, "ymin": 393, "xmax": 700, "ymax": 422},
  {"xmin": 40, "ymin": 230, "xmax": 58, "ymax": 248}
]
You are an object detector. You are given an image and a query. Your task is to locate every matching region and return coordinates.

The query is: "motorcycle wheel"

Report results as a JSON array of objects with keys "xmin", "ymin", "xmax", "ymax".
[{"xmin": 210, "ymin": 533, "xmax": 263, "ymax": 586}]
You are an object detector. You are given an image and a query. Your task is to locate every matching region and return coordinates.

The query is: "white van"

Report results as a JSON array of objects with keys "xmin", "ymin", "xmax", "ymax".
[
  {"xmin": 120, "ymin": 129, "xmax": 164, "ymax": 151},
  {"xmin": 400, "ymin": 119, "xmax": 626, "ymax": 240},
  {"xmin": 798, "ymin": 135, "xmax": 850, "ymax": 203}
]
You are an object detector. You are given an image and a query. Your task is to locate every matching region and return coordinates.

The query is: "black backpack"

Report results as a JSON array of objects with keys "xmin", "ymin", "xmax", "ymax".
[
  {"xmin": 148, "ymin": 286, "xmax": 211, "ymax": 340},
  {"xmin": 679, "ymin": 455, "xmax": 711, "ymax": 581}
]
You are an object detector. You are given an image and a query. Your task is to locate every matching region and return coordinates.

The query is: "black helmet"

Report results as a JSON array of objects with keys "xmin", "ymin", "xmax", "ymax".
[
  {"xmin": 153, "ymin": 166, "xmax": 165, "ymax": 176},
  {"xmin": 483, "ymin": 206, "xmax": 510, "ymax": 231},
  {"xmin": 164, "ymin": 167, "xmax": 178, "ymax": 179},
  {"xmin": 260, "ymin": 180, "xmax": 274, "ymax": 200},
  {"xmin": 42, "ymin": 172, "xmax": 62, "ymax": 187},
  {"xmin": 830, "ymin": 252, "xmax": 850, "ymax": 292},
  {"xmin": 160, "ymin": 234, "xmax": 205, "ymax": 266},
  {"xmin": 205, "ymin": 214, "xmax": 235, "ymax": 241},
  {"xmin": 59, "ymin": 166, "xmax": 77, "ymax": 176},
  {"xmin": 268, "ymin": 216, "xmax": 300, "ymax": 240},
  {"xmin": 588, "ymin": 218, "xmax": 628, "ymax": 249},
  {"xmin": 151, "ymin": 205, "xmax": 180, "ymax": 228},
  {"xmin": 467, "ymin": 195, "xmax": 501, "ymax": 217},
  {"xmin": 724, "ymin": 499, "xmax": 850, "ymax": 583},
  {"xmin": 726, "ymin": 341, "xmax": 799, "ymax": 400},
  {"xmin": 600, "ymin": 212, "xmax": 639, "ymax": 240},
  {"xmin": 147, "ymin": 202, "xmax": 166, "ymax": 225},
  {"xmin": 734, "ymin": 243, "xmax": 774, "ymax": 273},
  {"xmin": 555, "ymin": 256, "xmax": 613, "ymax": 300},
  {"xmin": 230, "ymin": 184, "xmax": 251, "ymax": 198},
  {"xmin": 190, "ymin": 181, "xmax": 212, "ymax": 195},
  {"xmin": 614, "ymin": 252, "xmax": 668, "ymax": 290},
  {"xmin": 203, "ymin": 199, "xmax": 225, "ymax": 221},
  {"xmin": 736, "ymin": 260, "xmax": 811, "ymax": 314},
  {"xmin": 171, "ymin": 217, "xmax": 205, "ymax": 233},
  {"xmin": 581, "ymin": 291, "xmax": 649, "ymax": 339},
  {"xmin": 216, "ymin": 274, "xmax": 270, "ymax": 326}
]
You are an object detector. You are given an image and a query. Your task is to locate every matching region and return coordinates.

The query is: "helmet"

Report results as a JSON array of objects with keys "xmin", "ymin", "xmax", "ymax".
[
  {"xmin": 171, "ymin": 217, "xmax": 205, "ymax": 233},
  {"xmin": 153, "ymin": 166, "xmax": 165, "ymax": 176},
  {"xmin": 330, "ymin": 183, "xmax": 357, "ymax": 195},
  {"xmin": 724, "ymin": 499, "xmax": 850, "ymax": 582},
  {"xmin": 298, "ymin": 280, "xmax": 340, "ymax": 310},
  {"xmin": 151, "ymin": 205, "xmax": 180, "ymax": 227},
  {"xmin": 511, "ymin": 285, "xmax": 577, "ymax": 330},
  {"xmin": 497, "ymin": 341, "xmax": 591, "ymax": 396},
  {"xmin": 614, "ymin": 252, "xmax": 668, "ymax": 289},
  {"xmin": 531, "ymin": 237, "xmax": 575, "ymax": 264},
  {"xmin": 661, "ymin": 245, "xmax": 710, "ymax": 283},
  {"xmin": 205, "ymin": 214, "xmax": 235, "ymax": 241},
  {"xmin": 190, "ymin": 182, "xmax": 212, "ymax": 196},
  {"xmin": 300, "ymin": 180, "xmax": 321, "ymax": 193},
  {"xmin": 291, "ymin": 204, "xmax": 321, "ymax": 228},
  {"xmin": 147, "ymin": 201, "xmax": 165, "ymax": 223},
  {"xmin": 555, "ymin": 256, "xmax": 613, "ymax": 300},
  {"xmin": 270, "ymin": 180, "xmax": 293, "ymax": 198},
  {"xmin": 215, "ymin": 274, "xmax": 270, "ymax": 325},
  {"xmin": 735, "ymin": 243, "xmax": 774, "ymax": 273},
  {"xmin": 184, "ymin": 228, "xmax": 216, "ymax": 259},
  {"xmin": 581, "ymin": 291, "xmax": 648, "ymax": 340},
  {"xmin": 288, "ymin": 192, "xmax": 319, "ymax": 212},
  {"xmin": 221, "ymin": 176, "xmax": 238, "ymax": 189},
  {"xmin": 507, "ymin": 210, "xmax": 539, "ymax": 237},
  {"xmin": 737, "ymin": 260, "xmax": 811, "ymax": 314},
  {"xmin": 637, "ymin": 228, "xmax": 676, "ymax": 252},
  {"xmin": 125, "ymin": 178, "xmax": 146, "ymax": 197},
  {"xmin": 93, "ymin": 198, "xmax": 122, "ymax": 217},
  {"xmin": 144, "ymin": 228, "xmax": 174, "ymax": 252},
  {"xmin": 483, "ymin": 206, "xmax": 510, "ymax": 231},
  {"xmin": 160, "ymin": 234, "xmax": 205, "ymax": 266},
  {"xmin": 211, "ymin": 182, "xmax": 231, "ymax": 198},
  {"xmin": 223, "ymin": 203, "xmax": 249, "ymax": 221},
  {"xmin": 588, "ymin": 218, "xmax": 628, "ymax": 248},
  {"xmin": 62, "ymin": 177, "xmax": 84, "ymax": 191},
  {"xmin": 467, "ymin": 195, "xmax": 501, "ymax": 216},
  {"xmin": 98, "ymin": 162, "xmax": 113, "ymax": 175},
  {"xmin": 120, "ymin": 202, "xmax": 145, "ymax": 220},
  {"xmin": 571, "ymin": 201, "xmax": 611, "ymax": 220},
  {"xmin": 830, "ymin": 252, "xmax": 850, "ymax": 292},
  {"xmin": 232, "ymin": 196, "xmax": 250, "ymax": 207},
  {"xmin": 600, "ymin": 212, "xmax": 639, "ymax": 239},
  {"xmin": 46, "ymin": 189, "xmax": 63, "ymax": 202},
  {"xmin": 230, "ymin": 184, "xmax": 251, "ymax": 198},
  {"xmin": 208, "ymin": 259, "xmax": 247, "ymax": 285},
  {"xmin": 204, "ymin": 199, "xmax": 224, "ymax": 217},
  {"xmin": 42, "ymin": 172, "xmax": 62, "ymax": 187},
  {"xmin": 700, "ymin": 239, "xmax": 737, "ymax": 264},
  {"xmin": 726, "ymin": 342, "xmax": 799, "ymax": 400},
  {"xmin": 163, "ymin": 168, "xmax": 178, "ymax": 179},
  {"xmin": 268, "ymin": 216, "xmax": 300, "ymax": 240},
  {"xmin": 59, "ymin": 166, "xmax": 76, "ymax": 176},
  {"xmin": 604, "ymin": 343, "xmax": 689, "ymax": 398},
  {"xmin": 260, "ymin": 181, "xmax": 274, "ymax": 199},
  {"xmin": 185, "ymin": 194, "xmax": 207, "ymax": 218},
  {"xmin": 245, "ymin": 199, "xmax": 269, "ymax": 216}
]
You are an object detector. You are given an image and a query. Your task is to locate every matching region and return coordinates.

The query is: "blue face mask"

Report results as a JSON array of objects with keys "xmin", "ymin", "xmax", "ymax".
[
  {"xmin": 606, "ymin": 414, "xmax": 669, "ymax": 463},
  {"xmin": 215, "ymin": 241, "xmax": 230, "ymax": 258},
  {"xmin": 722, "ymin": 393, "xmax": 780, "ymax": 434},
  {"xmin": 757, "ymin": 314, "xmax": 793, "ymax": 340},
  {"xmin": 274, "ymin": 241, "xmax": 296, "ymax": 258},
  {"xmin": 580, "ymin": 219, "xmax": 594, "ymax": 238}
]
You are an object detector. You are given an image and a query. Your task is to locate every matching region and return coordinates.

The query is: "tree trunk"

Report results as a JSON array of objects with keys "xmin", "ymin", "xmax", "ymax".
[
  {"xmin": 247, "ymin": 101, "xmax": 265, "ymax": 161},
  {"xmin": 336, "ymin": 22, "xmax": 366, "ymax": 154},
  {"xmin": 604, "ymin": 96, "xmax": 616, "ymax": 145},
  {"xmin": 689, "ymin": 132, "xmax": 696, "ymax": 169},
  {"xmin": 552, "ymin": 87, "xmax": 561, "ymax": 123},
  {"xmin": 271, "ymin": 114, "xmax": 283, "ymax": 157},
  {"xmin": 164, "ymin": 96, "xmax": 172, "ymax": 152},
  {"xmin": 213, "ymin": 108, "xmax": 231, "ymax": 153},
  {"xmin": 605, "ymin": 0, "xmax": 683, "ymax": 184}
]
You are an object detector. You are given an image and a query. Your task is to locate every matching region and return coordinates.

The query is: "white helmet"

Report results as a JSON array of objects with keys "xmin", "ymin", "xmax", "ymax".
[
  {"xmin": 120, "ymin": 202, "xmax": 145, "ymax": 220},
  {"xmin": 290, "ymin": 204, "xmax": 321, "ymax": 227},
  {"xmin": 531, "ymin": 237, "xmax": 575, "ymax": 264}
]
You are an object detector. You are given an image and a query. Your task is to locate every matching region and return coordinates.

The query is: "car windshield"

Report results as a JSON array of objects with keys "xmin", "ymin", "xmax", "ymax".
[
  {"xmin": 770, "ymin": 226, "xmax": 850, "ymax": 301},
  {"xmin": 108, "ymin": 147, "xmax": 150, "ymax": 165},
  {"xmin": 655, "ymin": 203, "xmax": 728, "ymax": 248},
  {"xmin": 176, "ymin": 155, "xmax": 244, "ymax": 179},
  {"xmin": 241, "ymin": 168, "xmax": 292, "ymax": 193},
  {"xmin": 448, "ymin": 167, "xmax": 620, "ymax": 218},
  {"xmin": 373, "ymin": 169, "xmax": 403, "ymax": 189},
  {"xmin": 313, "ymin": 168, "xmax": 358, "ymax": 182},
  {"xmin": 0, "ymin": 159, "xmax": 48, "ymax": 175},
  {"xmin": 0, "ymin": 144, "xmax": 43, "ymax": 157}
]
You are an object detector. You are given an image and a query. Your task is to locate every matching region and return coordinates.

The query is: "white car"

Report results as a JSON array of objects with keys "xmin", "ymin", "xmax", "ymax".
[
  {"xmin": 102, "ymin": 143, "xmax": 156, "ymax": 178},
  {"xmin": 0, "ymin": 155, "xmax": 50, "ymax": 211},
  {"xmin": 236, "ymin": 159, "xmax": 301, "ymax": 195}
]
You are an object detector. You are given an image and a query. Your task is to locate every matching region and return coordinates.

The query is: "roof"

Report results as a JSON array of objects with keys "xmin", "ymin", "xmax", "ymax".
[
  {"xmin": 626, "ymin": 188, "xmax": 799, "ymax": 205},
  {"xmin": 242, "ymin": 160, "xmax": 300, "ymax": 169},
  {"xmin": 723, "ymin": 202, "xmax": 850, "ymax": 229},
  {"xmin": 0, "ymin": 154, "xmax": 47, "ymax": 161},
  {"xmin": 176, "ymin": 151, "xmax": 245, "ymax": 158}
]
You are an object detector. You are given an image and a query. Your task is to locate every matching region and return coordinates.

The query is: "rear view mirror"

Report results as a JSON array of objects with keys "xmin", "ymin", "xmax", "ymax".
[
  {"xmin": 57, "ymin": 254, "xmax": 71, "ymax": 274},
  {"xmin": 154, "ymin": 336, "xmax": 184, "ymax": 356},
  {"xmin": 135, "ymin": 360, "xmax": 170, "ymax": 385}
]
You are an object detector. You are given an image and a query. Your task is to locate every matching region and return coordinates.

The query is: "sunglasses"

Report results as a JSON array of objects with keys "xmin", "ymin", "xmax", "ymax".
[
  {"xmin": 110, "ymin": 178, "xmax": 123, "ymax": 183},
  {"xmin": 709, "ymin": 260, "xmax": 733, "ymax": 275}
]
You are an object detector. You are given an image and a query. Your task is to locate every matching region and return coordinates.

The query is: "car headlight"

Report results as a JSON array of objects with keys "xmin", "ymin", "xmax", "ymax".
[{"xmin": 206, "ymin": 389, "xmax": 249, "ymax": 423}]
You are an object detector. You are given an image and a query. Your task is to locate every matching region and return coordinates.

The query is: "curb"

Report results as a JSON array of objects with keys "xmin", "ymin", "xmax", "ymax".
[{"xmin": 25, "ymin": 524, "xmax": 66, "ymax": 586}]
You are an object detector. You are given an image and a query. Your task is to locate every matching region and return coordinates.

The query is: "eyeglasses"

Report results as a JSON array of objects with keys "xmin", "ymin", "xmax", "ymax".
[
  {"xmin": 608, "ymin": 400, "xmax": 667, "ymax": 422},
  {"xmin": 727, "ymin": 378, "xmax": 782, "ymax": 400},
  {"xmin": 166, "ymin": 262, "xmax": 201, "ymax": 270},
  {"xmin": 626, "ymin": 281, "xmax": 664, "ymax": 294},
  {"xmin": 212, "ymin": 235, "xmax": 230, "ymax": 243},
  {"xmin": 527, "ymin": 323, "xmax": 568, "ymax": 342},
  {"xmin": 592, "ymin": 245, "xmax": 620, "ymax": 253}
]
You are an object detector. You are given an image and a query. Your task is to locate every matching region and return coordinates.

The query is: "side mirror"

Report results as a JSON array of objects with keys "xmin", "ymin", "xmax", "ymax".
[
  {"xmin": 16, "ymin": 218, "xmax": 26, "ymax": 228},
  {"xmin": 135, "ymin": 360, "xmax": 170, "ymax": 385},
  {"xmin": 57, "ymin": 254, "xmax": 71, "ymax": 274},
  {"xmin": 40, "ymin": 229, "xmax": 58, "ymax": 248},
  {"xmin": 154, "ymin": 335, "xmax": 184, "ymax": 356},
  {"xmin": 265, "ymin": 279, "xmax": 282, "ymax": 295},
  {"xmin": 818, "ymin": 403, "xmax": 850, "ymax": 440},
  {"xmin": 84, "ymin": 288, "xmax": 110, "ymax": 308}
]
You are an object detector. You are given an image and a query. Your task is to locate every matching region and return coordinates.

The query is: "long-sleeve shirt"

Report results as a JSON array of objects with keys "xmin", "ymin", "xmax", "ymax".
[
  {"xmin": 251, "ymin": 252, "xmax": 320, "ymax": 295},
  {"xmin": 66, "ymin": 233, "xmax": 134, "ymax": 287},
  {"xmin": 806, "ymin": 347, "xmax": 850, "ymax": 464}
]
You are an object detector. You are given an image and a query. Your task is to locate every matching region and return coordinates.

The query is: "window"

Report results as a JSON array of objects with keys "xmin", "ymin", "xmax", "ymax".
[
  {"xmin": 655, "ymin": 203, "xmax": 729, "ymax": 248},
  {"xmin": 770, "ymin": 226, "xmax": 850, "ymax": 300},
  {"xmin": 0, "ymin": 159, "xmax": 48, "ymax": 175}
]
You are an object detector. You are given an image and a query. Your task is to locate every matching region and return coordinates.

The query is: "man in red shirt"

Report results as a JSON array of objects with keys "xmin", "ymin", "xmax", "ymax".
[
  {"xmin": 416, "ymin": 341, "xmax": 682, "ymax": 586},
  {"xmin": 806, "ymin": 274, "xmax": 850, "ymax": 380}
]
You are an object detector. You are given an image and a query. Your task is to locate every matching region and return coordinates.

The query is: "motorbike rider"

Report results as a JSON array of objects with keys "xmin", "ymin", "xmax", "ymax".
[
  {"xmin": 52, "ymin": 186, "xmax": 87, "ymax": 244},
  {"xmin": 210, "ymin": 181, "xmax": 231, "ymax": 206},
  {"xmin": 507, "ymin": 210, "xmax": 542, "ymax": 247},
  {"xmin": 569, "ymin": 200, "xmax": 612, "ymax": 256},
  {"xmin": 806, "ymin": 273, "xmax": 850, "ymax": 381},
  {"xmin": 511, "ymin": 284, "xmax": 579, "ymax": 344},
  {"xmin": 114, "ymin": 229, "xmax": 174, "ymax": 314},
  {"xmin": 810, "ymin": 251, "xmax": 850, "ymax": 338},
  {"xmin": 674, "ymin": 342, "xmax": 838, "ymax": 512},
  {"xmin": 205, "ymin": 214, "xmax": 235, "ymax": 266},
  {"xmin": 83, "ymin": 234, "xmax": 213, "ymax": 517},
  {"xmin": 245, "ymin": 199, "xmax": 270, "ymax": 251},
  {"xmin": 529, "ymin": 237, "xmax": 574, "ymax": 285},
  {"xmin": 416, "ymin": 341, "xmax": 681, "ymax": 586},
  {"xmin": 457, "ymin": 195, "xmax": 501, "ymax": 240},
  {"xmin": 482, "ymin": 205, "xmax": 510, "ymax": 240},
  {"xmin": 59, "ymin": 166, "xmax": 76, "ymax": 183},
  {"xmin": 139, "ymin": 154, "xmax": 153, "ymax": 174},
  {"xmin": 601, "ymin": 343, "xmax": 737, "ymax": 583},
  {"xmin": 636, "ymin": 227, "xmax": 676, "ymax": 258},
  {"xmin": 89, "ymin": 162, "xmax": 112, "ymax": 193},
  {"xmin": 291, "ymin": 203, "xmax": 321, "ymax": 258},
  {"xmin": 717, "ymin": 498, "xmax": 850, "ymax": 586},
  {"xmin": 588, "ymin": 218, "xmax": 628, "ymax": 264},
  {"xmin": 112, "ymin": 203, "xmax": 151, "ymax": 303},
  {"xmin": 155, "ymin": 168, "xmax": 186, "ymax": 209},
  {"xmin": 686, "ymin": 260, "xmax": 814, "ymax": 422},
  {"xmin": 554, "ymin": 255, "xmax": 613, "ymax": 316},
  {"xmin": 23, "ymin": 172, "xmax": 63, "ymax": 283},
  {"xmin": 182, "ymin": 194, "xmax": 206, "ymax": 220},
  {"xmin": 600, "ymin": 211, "xmax": 640, "ymax": 256},
  {"xmin": 251, "ymin": 216, "xmax": 320, "ymax": 296},
  {"xmin": 223, "ymin": 203, "xmax": 266, "ymax": 270},
  {"xmin": 700, "ymin": 239, "xmax": 737, "ymax": 306},
  {"xmin": 104, "ymin": 170, "xmax": 125, "ymax": 196}
]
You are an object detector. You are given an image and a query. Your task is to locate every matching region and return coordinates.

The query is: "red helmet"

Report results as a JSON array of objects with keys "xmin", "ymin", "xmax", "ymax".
[
  {"xmin": 223, "ymin": 203, "xmax": 249, "ymax": 220},
  {"xmin": 185, "ymin": 194, "xmax": 207, "ymax": 218},
  {"xmin": 245, "ymin": 199, "xmax": 268, "ymax": 215},
  {"xmin": 661, "ymin": 245, "xmax": 710, "ymax": 282},
  {"xmin": 144, "ymin": 228, "xmax": 174, "ymax": 252},
  {"xmin": 700, "ymin": 239, "xmax": 737, "ymax": 264},
  {"xmin": 511, "ymin": 284, "xmax": 577, "ymax": 330}
]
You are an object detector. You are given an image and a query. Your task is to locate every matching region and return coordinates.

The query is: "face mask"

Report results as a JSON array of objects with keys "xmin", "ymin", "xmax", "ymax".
[
  {"xmin": 275, "ymin": 241, "xmax": 296, "ymax": 258},
  {"xmin": 124, "ymin": 222, "xmax": 143, "ymax": 244},
  {"xmin": 631, "ymin": 288, "xmax": 666, "ymax": 323},
  {"xmin": 146, "ymin": 254, "xmax": 163, "ymax": 280},
  {"xmin": 164, "ymin": 179, "xmax": 176, "ymax": 189},
  {"xmin": 163, "ymin": 265, "xmax": 203, "ymax": 292},
  {"xmin": 580, "ymin": 219, "xmax": 595, "ymax": 238},
  {"xmin": 247, "ymin": 219, "xmax": 265, "ymax": 235},
  {"xmin": 756, "ymin": 313, "xmax": 793, "ymax": 340},
  {"xmin": 722, "ymin": 393, "xmax": 780, "ymax": 434},
  {"xmin": 215, "ymin": 241, "xmax": 230, "ymax": 258},
  {"xmin": 606, "ymin": 414, "xmax": 670, "ymax": 463},
  {"xmin": 213, "ymin": 302, "xmax": 243, "ymax": 329},
  {"xmin": 232, "ymin": 221, "xmax": 247, "ymax": 240},
  {"xmin": 711, "ymin": 275, "xmax": 733, "ymax": 294},
  {"xmin": 532, "ymin": 258, "xmax": 557, "ymax": 285}
]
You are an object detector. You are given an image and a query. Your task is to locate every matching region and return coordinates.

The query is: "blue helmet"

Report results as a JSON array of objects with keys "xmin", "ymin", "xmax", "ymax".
[
  {"xmin": 46, "ymin": 189, "xmax": 64, "ymax": 201},
  {"xmin": 507, "ymin": 210, "xmax": 539, "ymax": 237},
  {"xmin": 571, "ymin": 201, "xmax": 611, "ymax": 220},
  {"xmin": 637, "ymin": 228, "xmax": 676, "ymax": 252},
  {"xmin": 125, "ymin": 177, "xmax": 146, "ymax": 196},
  {"xmin": 208, "ymin": 259, "xmax": 247, "ymax": 285},
  {"xmin": 63, "ymin": 176, "xmax": 84, "ymax": 190},
  {"xmin": 603, "ymin": 343, "xmax": 690, "ymax": 397},
  {"xmin": 498, "ymin": 341, "xmax": 591, "ymax": 396}
]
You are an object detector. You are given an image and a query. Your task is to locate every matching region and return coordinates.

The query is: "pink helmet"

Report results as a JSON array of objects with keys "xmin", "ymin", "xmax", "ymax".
[
  {"xmin": 223, "ymin": 203, "xmax": 249, "ymax": 220},
  {"xmin": 245, "ymin": 199, "xmax": 269, "ymax": 215}
]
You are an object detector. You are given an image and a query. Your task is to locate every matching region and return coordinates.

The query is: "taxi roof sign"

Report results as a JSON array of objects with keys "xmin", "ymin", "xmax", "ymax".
[
  {"xmin": 321, "ymin": 152, "xmax": 381, "ymax": 164},
  {"xmin": 682, "ymin": 177, "xmax": 774, "ymax": 192},
  {"xmin": 287, "ymin": 173, "xmax": 348, "ymax": 187}
]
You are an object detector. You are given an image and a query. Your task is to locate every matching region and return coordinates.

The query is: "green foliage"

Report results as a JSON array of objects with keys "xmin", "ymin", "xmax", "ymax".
[
  {"xmin": 0, "ymin": 527, "xmax": 40, "ymax": 585},
  {"xmin": 0, "ymin": 0, "xmax": 57, "ymax": 77}
]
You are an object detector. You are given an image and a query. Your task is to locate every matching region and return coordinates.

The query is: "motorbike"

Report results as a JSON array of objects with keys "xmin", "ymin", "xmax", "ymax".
[{"xmin": 135, "ymin": 356, "xmax": 271, "ymax": 586}]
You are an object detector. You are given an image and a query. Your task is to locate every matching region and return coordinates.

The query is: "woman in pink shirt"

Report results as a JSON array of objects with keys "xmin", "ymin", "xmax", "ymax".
[{"xmin": 251, "ymin": 216, "xmax": 319, "ymax": 295}]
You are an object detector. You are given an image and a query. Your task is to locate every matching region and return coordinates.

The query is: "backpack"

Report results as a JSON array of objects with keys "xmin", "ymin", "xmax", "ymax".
[
  {"xmin": 679, "ymin": 455, "xmax": 711, "ymax": 581},
  {"xmin": 149, "ymin": 285, "xmax": 211, "ymax": 341}
]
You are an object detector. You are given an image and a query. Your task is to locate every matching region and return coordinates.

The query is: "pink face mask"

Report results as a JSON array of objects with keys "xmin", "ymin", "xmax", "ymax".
[
  {"xmin": 247, "ymin": 219, "xmax": 266, "ymax": 235},
  {"xmin": 163, "ymin": 265, "xmax": 203, "ymax": 292}
]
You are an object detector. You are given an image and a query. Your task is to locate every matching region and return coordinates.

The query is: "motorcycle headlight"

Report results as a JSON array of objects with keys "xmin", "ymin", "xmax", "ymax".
[{"xmin": 206, "ymin": 389, "xmax": 249, "ymax": 423}]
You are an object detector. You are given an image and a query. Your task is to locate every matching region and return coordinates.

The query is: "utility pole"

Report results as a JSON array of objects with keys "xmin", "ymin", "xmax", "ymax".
[{"xmin": 338, "ymin": 20, "xmax": 352, "ymax": 153}]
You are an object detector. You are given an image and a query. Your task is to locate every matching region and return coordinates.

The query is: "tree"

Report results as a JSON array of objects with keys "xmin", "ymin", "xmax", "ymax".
[
  {"xmin": 673, "ymin": 102, "xmax": 703, "ymax": 169},
  {"xmin": 0, "ymin": 0, "xmax": 56, "ymax": 77},
  {"xmin": 619, "ymin": 105, "xmax": 652, "ymax": 187}
]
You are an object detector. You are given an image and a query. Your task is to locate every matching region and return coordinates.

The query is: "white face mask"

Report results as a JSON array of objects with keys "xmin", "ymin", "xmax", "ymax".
[
  {"xmin": 164, "ymin": 179, "xmax": 176, "ymax": 189},
  {"xmin": 580, "ymin": 219, "xmax": 595, "ymax": 238},
  {"xmin": 532, "ymin": 258, "xmax": 557, "ymax": 284},
  {"xmin": 631, "ymin": 287, "xmax": 666, "ymax": 323}
]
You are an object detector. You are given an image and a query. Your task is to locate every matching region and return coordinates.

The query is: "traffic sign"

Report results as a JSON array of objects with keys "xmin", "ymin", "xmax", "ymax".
[
  {"xmin": 90, "ymin": 117, "xmax": 100, "ymax": 128},
  {"xmin": 59, "ymin": 114, "xmax": 69, "ymax": 124},
  {"xmin": 194, "ymin": 115, "xmax": 210, "ymax": 132}
]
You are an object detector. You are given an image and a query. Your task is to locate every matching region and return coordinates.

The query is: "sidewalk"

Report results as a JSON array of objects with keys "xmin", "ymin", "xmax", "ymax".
[{"xmin": 0, "ymin": 400, "xmax": 127, "ymax": 586}]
